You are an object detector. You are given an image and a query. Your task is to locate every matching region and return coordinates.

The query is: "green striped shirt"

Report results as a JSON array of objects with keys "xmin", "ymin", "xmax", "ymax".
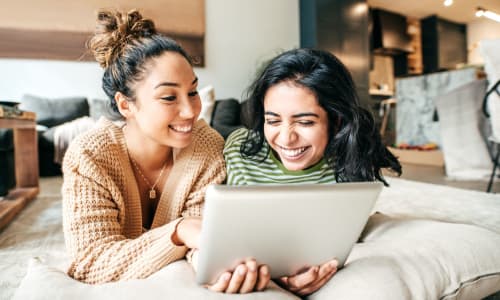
[{"xmin": 224, "ymin": 128, "xmax": 336, "ymax": 185}]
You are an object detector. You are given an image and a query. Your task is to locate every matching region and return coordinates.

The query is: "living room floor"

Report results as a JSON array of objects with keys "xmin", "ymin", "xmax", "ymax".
[{"xmin": 386, "ymin": 163, "xmax": 499, "ymax": 193}]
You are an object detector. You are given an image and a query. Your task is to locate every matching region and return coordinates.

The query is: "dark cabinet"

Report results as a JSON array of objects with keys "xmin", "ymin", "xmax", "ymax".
[
  {"xmin": 300, "ymin": 0, "xmax": 370, "ymax": 108},
  {"xmin": 421, "ymin": 15, "xmax": 467, "ymax": 74}
]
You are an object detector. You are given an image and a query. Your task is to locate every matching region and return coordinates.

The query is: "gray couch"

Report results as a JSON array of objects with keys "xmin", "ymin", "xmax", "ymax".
[{"xmin": 0, "ymin": 96, "xmax": 243, "ymax": 195}]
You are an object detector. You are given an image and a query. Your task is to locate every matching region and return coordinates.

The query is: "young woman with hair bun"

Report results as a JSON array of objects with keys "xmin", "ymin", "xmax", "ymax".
[{"xmin": 62, "ymin": 10, "xmax": 270, "ymax": 293}]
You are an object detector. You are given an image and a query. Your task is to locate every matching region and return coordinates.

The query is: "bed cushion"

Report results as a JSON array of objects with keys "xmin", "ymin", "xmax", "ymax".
[
  {"xmin": 6, "ymin": 177, "xmax": 500, "ymax": 300},
  {"xmin": 12, "ymin": 258, "xmax": 298, "ymax": 300},
  {"xmin": 309, "ymin": 213, "xmax": 500, "ymax": 300}
]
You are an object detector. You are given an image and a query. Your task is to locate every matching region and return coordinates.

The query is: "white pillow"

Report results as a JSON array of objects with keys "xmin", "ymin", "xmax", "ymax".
[
  {"xmin": 309, "ymin": 213, "xmax": 500, "ymax": 300},
  {"xmin": 198, "ymin": 85, "xmax": 216, "ymax": 125},
  {"xmin": 12, "ymin": 259, "xmax": 298, "ymax": 300}
]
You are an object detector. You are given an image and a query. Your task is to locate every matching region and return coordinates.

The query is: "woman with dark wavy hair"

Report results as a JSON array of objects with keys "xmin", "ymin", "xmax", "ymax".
[{"xmin": 224, "ymin": 48, "xmax": 402, "ymax": 296}]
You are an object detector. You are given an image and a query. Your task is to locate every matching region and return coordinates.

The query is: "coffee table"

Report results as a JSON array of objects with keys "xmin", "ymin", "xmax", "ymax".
[{"xmin": 0, "ymin": 110, "xmax": 39, "ymax": 231}]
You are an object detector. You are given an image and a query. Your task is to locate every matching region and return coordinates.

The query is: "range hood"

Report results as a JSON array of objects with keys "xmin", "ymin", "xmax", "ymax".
[{"xmin": 370, "ymin": 8, "xmax": 413, "ymax": 55}]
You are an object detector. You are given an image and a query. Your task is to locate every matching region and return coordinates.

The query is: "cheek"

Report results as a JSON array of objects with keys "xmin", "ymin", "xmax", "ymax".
[
  {"xmin": 194, "ymin": 99, "xmax": 202, "ymax": 116},
  {"xmin": 308, "ymin": 128, "xmax": 329, "ymax": 151},
  {"xmin": 263, "ymin": 125, "xmax": 278, "ymax": 144}
]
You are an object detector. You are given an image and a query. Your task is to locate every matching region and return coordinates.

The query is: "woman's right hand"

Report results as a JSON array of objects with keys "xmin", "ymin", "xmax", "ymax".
[{"xmin": 207, "ymin": 259, "xmax": 271, "ymax": 293}]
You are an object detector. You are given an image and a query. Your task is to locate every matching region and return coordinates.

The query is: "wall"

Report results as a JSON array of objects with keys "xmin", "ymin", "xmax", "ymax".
[
  {"xmin": 0, "ymin": 0, "xmax": 204, "ymax": 36},
  {"xmin": 467, "ymin": 18, "xmax": 500, "ymax": 64},
  {"xmin": 0, "ymin": 0, "xmax": 299, "ymax": 101}
]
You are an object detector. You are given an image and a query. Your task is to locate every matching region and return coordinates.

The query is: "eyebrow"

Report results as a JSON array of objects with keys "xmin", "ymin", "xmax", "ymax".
[
  {"xmin": 264, "ymin": 111, "xmax": 319, "ymax": 118},
  {"xmin": 154, "ymin": 77, "xmax": 198, "ymax": 89}
]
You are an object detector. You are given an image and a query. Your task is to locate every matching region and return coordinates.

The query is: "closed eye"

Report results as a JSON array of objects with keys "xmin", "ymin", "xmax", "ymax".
[
  {"xmin": 298, "ymin": 120, "xmax": 314, "ymax": 126},
  {"xmin": 265, "ymin": 119, "xmax": 281, "ymax": 125},
  {"xmin": 161, "ymin": 96, "xmax": 176, "ymax": 102}
]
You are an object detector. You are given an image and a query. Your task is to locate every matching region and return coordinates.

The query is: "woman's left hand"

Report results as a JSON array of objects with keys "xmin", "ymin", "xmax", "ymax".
[{"xmin": 277, "ymin": 259, "xmax": 338, "ymax": 296}]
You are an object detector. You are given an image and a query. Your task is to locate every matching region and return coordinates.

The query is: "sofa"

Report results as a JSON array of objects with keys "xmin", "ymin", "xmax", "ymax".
[{"xmin": 0, "ymin": 93, "xmax": 244, "ymax": 195}]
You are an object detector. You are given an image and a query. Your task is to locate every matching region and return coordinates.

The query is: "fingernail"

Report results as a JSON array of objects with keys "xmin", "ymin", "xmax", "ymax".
[
  {"xmin": 330, "ymin": 261, "xmax": 338, "ymax": 268},
  {"xmin": 249, "ymin": 264, "xmax": 257, "ymax": 272},
  {"xmin": 223, "ymin": 273, "xmax": 231, "ymax": 281},
  {"xmin": 238, "ymin": 266, "xmax": 246, "ymax": 275},
  {"xmin": 261, "ymin": 267, "xmax": 269, "ymax": 275}
]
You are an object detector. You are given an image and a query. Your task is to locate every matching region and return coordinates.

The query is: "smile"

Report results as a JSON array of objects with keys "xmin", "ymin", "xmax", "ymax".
[
  {"xmin": 169, "ymin": 124, "xmax": 193, "ymax": 133},
  {"xmin": 278, "ymin": 145, "xmax": 309, "ymax": 158}
]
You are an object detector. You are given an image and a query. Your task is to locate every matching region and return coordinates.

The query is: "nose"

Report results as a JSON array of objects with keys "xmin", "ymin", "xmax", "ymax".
[
  {"xmin": 178, "ymin": 98, "xmax": 196, "ymax": 119},
  {"xmin": 277, "ymin": 124, "xmax": 298, "ymax": 146}
]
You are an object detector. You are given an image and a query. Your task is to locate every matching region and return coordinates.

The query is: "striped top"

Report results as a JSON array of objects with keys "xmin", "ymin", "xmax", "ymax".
[{"xmin": 224, "ymin": 128, "xmax": 336, "ymax": 185}]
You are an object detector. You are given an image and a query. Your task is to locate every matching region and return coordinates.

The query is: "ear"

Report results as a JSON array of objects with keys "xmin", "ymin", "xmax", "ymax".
[{"xmin": 115, "ymin": 92, "xmax": 135, "ymax": 118}]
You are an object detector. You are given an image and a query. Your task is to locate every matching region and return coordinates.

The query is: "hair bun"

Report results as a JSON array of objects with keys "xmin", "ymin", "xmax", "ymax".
[{"xmin": 88, "ymin": 9, "xmax": 157, "ymax": 68}]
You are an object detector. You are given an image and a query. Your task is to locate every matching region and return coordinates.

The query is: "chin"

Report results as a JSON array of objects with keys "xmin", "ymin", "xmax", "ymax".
[
  {"xmin": 282, "ymin": 162, "xmax": 308, "ymax": 171},
  {"xmin": 165, "ymin": 138, "xmax": 192, "ymax": 149}
]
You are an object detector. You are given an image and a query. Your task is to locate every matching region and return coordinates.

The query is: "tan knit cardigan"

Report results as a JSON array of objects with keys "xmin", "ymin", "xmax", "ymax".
[{"xmin": 62, "ymin": 118, "xmax": 226, "ymax": 284}]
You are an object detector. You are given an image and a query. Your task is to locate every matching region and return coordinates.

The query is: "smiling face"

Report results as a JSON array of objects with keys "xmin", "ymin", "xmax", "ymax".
[
  {"xmin": 125, "ymin": 51, "xmax": 201, "ymax": 149},
  {"xmin": 263, "ymin": 81, "xmax": 329, "ymax": 171}
]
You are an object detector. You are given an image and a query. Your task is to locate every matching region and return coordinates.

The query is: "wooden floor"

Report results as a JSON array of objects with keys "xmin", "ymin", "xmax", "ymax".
[{"xmin": 386, "ymin": 163, "xmax": 499, "ymax": 193}]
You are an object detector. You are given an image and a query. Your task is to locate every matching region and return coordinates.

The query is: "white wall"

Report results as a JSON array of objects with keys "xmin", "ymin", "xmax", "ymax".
[
  {"xmin": 467, "ymin": 18, "xmax": 500, "ymax": 65},
  {"xmin": 0, "ymin": 0, "xmax": 300, "ymax": 101}
]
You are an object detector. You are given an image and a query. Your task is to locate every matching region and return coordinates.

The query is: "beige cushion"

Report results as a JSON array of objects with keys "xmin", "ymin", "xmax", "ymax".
[
  {"xmin": 198, "ymin": 85, "xmax": 216, "ymax": 124},
  {"xmin": 12, "ymin": 259, "xmax": 299, "ymax": 300},
  {"xmin": 309, "ymin": 213, "xmax": 500, "ymax": 300}
]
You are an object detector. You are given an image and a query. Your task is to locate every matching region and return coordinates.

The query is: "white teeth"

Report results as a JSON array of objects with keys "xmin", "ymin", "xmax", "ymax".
[
  {"xmin": 280, "ymin": 147, "xmax": 307, "ymax": 157},
  {"xmin": 170, "ymin": 125, "xmax": 192, "ymax": 133}
]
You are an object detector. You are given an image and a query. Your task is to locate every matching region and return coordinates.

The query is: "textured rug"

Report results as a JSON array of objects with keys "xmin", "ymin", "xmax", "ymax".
[{"xmin": 0, "ymin": 177, "xmax": 67, "ymax": 300}]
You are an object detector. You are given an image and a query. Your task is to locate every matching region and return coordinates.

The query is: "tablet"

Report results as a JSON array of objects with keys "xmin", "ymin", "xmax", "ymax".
[{"xmin": 196, "ymin": 182, "xmax": 383, "ymax": 285}]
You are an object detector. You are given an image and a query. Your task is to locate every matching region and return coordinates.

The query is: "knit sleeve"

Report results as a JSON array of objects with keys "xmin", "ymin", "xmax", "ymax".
[
  {"xmin": 62, "ymin": 150, "xmax": 187, "ymax": 284},
  {"xmin": 182, "ymin": 126, "xmax": 227, "ymax": 217}
]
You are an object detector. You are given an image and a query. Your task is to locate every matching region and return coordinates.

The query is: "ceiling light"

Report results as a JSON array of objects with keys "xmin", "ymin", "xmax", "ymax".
[
  {"xmin": 476, "ymin": 7, "xmax": 500, "ymax": 23},
  {"xmin": 443, "ymin": 0, "xmax": 453, "ymax": 7}
]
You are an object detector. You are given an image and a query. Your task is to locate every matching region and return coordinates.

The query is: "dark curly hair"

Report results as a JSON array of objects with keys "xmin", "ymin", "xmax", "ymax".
[
  {"xmin": 87, "ymin": 10, "xmax": 191, "ymax": 118},
  {"xmin": 241, "ymin": 48, "xmax": 402, "ymax": 185}
]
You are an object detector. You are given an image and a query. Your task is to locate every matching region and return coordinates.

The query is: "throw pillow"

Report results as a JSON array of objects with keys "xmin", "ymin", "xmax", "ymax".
[
  {"xmin": 198, "ymin": 85, "xmax": 216, "ymax": 124},
  {"xmin": 12, "ymin": 258, "xmax": 299, "ymax": 300},
  {"xmin": 211, "ymin": 99, "xmax": 243, "ymax": 139},
  {"xmin": 19, "ymin": 94, "xmax": 89, "ymax": 128},
  {"xmin": 88, "ymin": 98, "xmax": 120, "ymax": 121},
  {"xmin": 309, "ymin": 213, "xmax": 500, "ymax": 300}
]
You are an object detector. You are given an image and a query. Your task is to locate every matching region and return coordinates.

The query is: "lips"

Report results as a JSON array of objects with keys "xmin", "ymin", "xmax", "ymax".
[
  {"xmin": 278, "ymin": 145, "xmax": 310, "ymax": 160},
  {"xmin": 168, "ymin": 124, "xmax": 193, "ymax": 133}
]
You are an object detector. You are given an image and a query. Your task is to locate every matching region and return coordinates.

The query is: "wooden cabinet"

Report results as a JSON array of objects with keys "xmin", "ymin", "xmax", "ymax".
[{"xmin": 0, "ymin": 113, "xmax": 39, "ymax": 231}]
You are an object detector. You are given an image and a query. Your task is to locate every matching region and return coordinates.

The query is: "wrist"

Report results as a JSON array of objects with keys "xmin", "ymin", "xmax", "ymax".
[
  {"xmin": 173, "ymin": 217, "xmax": 201, "ymax": 248},
  {"xmin": 172, "ymin": 217, "xmax": 186, "ymax": 246}
]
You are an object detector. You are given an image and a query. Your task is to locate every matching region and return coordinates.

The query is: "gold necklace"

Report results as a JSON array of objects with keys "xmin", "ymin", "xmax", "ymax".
[{"xmin": 129, "ymin": 156, "xmax": 168, "ymax": 200}]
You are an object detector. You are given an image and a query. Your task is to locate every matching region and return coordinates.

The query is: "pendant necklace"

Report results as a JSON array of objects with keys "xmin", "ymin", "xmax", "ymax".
[{"xmin": 130, "ymin": 156, "xmax": 168, "ymax": 200}]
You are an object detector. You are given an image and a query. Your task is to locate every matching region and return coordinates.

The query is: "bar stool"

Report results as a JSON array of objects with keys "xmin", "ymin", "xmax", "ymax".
[{"xmin": 483, "ymin": 79, "xmax": 500, "ymax": 193}]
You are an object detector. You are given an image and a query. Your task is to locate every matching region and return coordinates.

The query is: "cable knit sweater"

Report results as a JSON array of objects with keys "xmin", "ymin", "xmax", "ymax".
[{"xmin": 62, "ymin": 118, "xmax": 226, "ymax": 284}]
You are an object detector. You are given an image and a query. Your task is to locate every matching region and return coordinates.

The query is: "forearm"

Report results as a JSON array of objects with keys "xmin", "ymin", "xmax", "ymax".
[{"xmin": 66, "ymin": 219, "xmax": 187, "ymax": 284}]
